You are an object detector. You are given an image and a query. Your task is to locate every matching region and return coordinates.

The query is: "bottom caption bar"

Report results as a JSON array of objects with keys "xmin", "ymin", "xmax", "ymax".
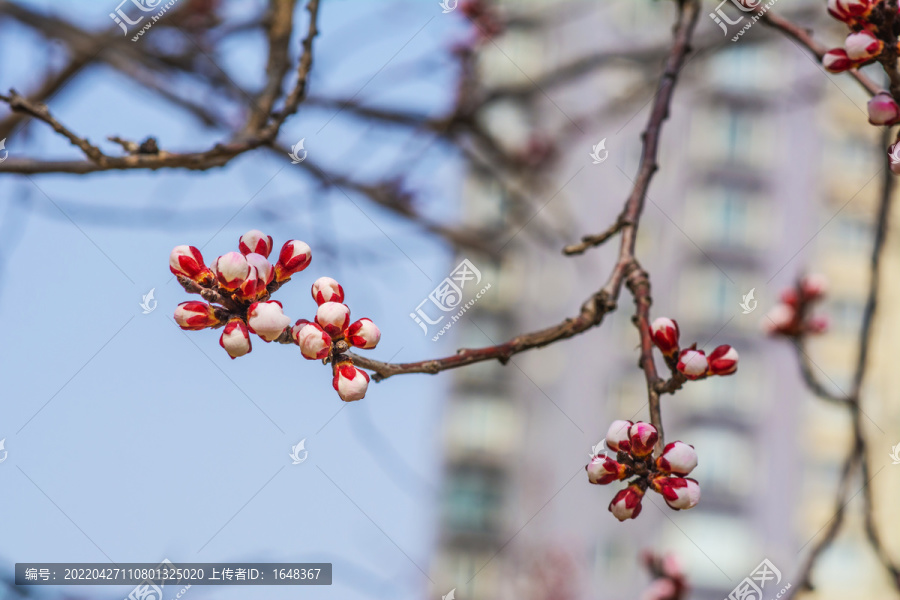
[{"xmin": 15, "ymin": 562, "xmax": 332, "ymax": 585}]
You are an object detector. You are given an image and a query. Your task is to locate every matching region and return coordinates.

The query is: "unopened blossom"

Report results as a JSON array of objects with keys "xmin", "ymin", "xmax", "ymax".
[
  {"xmin": 807, "ymin": 315, "xmax": 830, "ymax": 334},
  {"xmin": 801, "ymin": 273, "xmax": 828, "ymax": 299},
  {"xmin": 247, "ymin": 300, "xmax": 291, "ymax": 342},
  {"xmin": 174, "ymin": 301, "xmax": 220, "ymax": 330},
  {"xmin": 333, "ymin": 361, "xmax": 370, "ymax": 402},
  {"xmin": 707, "ymin": 344, "xmax": 738, "ymax": 376},
  {"xmin": 169, "ymin": 245, "xmax": 214, "ymax": 284},
  {"xmin": 650, "ymin": 317, "xmax": 680, "ymax": 356},
  {"xmin": 219, "ymin": 318, "xmax": 251, "ymax": 359},
  {"xmin": 890, "ymin": 143, "xmax": 900, "ymax": 176},
  {"xmin": 823, "ymin": 48, "xmax": 854, "ymax": 73},
  {"xmin": 845, "ymin": 30, "xmax": 882, "ymax": 60},
  {"xmin": 606, "ymin": 419, "xmax": 633, "ymax": 453},
  {"xmin": 676, "ymin": 349, "xmax": 708, "ymax": 380},
  {"xmin": 764, "ymin": 303, "xmax": 795, "ymax": 333},
  {"xmin": 609, "ymin": 484, "xmax": 645, "ymax": 522},
  {"xmin": 311, "ymin": 276, "xmax": 345, "ymax": 305},
  {"xmin": 316, "ymin": 302, "xmax": 351, "ymax": 337},
  {"xmin": 656, "ymin": 441, "xmax": 698, "ymax": 476},
  {"xmin": 868, "ymin": 92, "xmax": 900, "ymax": 126},
  {"xmin": 274, "ymin": 240, "xmax": 312, "ymax": 281},
  {"xmin": 239, "ymin": 229, "xmax": 274, "ymax": 258},
  {"xmin": 235, "ymin": 266, "xmax": 261, "ymax": 301},
  {"xmin": 652, "ymin": 476, "xmax": 701, "ymax": 511},
  {"xmin": 629, "ymin": 422, "xmax": 659, "ymax": 458},
  {"xmin": 245, "ymin": 253, "xmax": 274, "ymax": 287},
  {"xmin": 347, "ymin": 318, "xmax": 381, "ymax": 349},
  {"xmin": 292, "ymin": 319, "xmax": 332, "ymax": 360},
  {"xmin": 214, "ymin": 251, "xmax": 250, "ymax": 291},
  {"xmin": 587, "ymin": 454, "xmax": 630, "ymax": 485}
]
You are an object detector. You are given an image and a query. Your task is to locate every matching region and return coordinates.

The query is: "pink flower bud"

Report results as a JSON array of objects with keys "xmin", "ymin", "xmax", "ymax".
[
  {"xmin": 845, "ymin": 31, "xmax": 882, "ymax": 61},
  {"xmin": 839, "ymin": 0, "xmax": 872, "ymax": 16},
  {"xmin": 807, "ymin": 315, "xmax": 830, "ymax": 334},
  {"xmin": 239, "ymin": 229, "xmax": 274, "ymax": 258},
  {"xmin": 868, "ymin": 92, "xmax": 900, "ymax": 126},
  {"xmin": 274, "ymin": 240, "xmax": 312, "ymax": 281},
  {"xmin": 707, "ymin": 344, "xmax": 738, "ymax": 376},
  {"xmin": 827, "ymin": 0, "xmax": 852, "ymax": 21},
  {"xmin": 292, "ymin": 319, "xmax": 332, "ymax": 360},
  {"xmin": 652, "ymin": 477, "xmax": 701, "ymax": 511},
  {"xmin": 764, "ymin": 303, "xmax": 795, "ymax": 334},
  {"xmin": 213, "ymin": 251, "xmax": 250, "ymax": 291},
  {"xmin": 781, "ymin": 288, "xmax": 799, "ymax": 307},
  {"xmin": 347, "ymin": 318, "xmax": 381, "ymax": 349},
  {"xmin": 628, "ymin": 422, "xmax": 659, "ymax": 457},
  {"xmin": 608, "ymin": 484, "xmax": 644, "ymax": 522},
  {"xmin": 606, "ymin": 420, "xmax": 633, "ymax": 453},
  {"xmin": 656, "ymin": 441, "xmax": 698, "ymax": 476},
  {"xmin": 676, "ymin": 349, "xmax": 708, "ymax": 380},
  {"xmin": 333, "ymin": 362, "xmax": 370, "ymax": 402},
  {"xmin": 247, "ymin": 300, "xmax": 291, "ymax": 342},
  {"xmin": 219, "ymin": 318, "xmax": 251, "ymax": 359},
  {"xmin": 235, "ymin": 266, "xmax": 261, "ymax": 301},
  {"xmin": 174, "ymin": 301, "xmax": 220, "ymax": 330},
  {"xmin": 316, "ymin": 302, "xmax": 351, "ymax": 337},
  {"xmin": 245, "ymin": 253, "xmax": 274, "ymax": 287},
  {"xmin": 586, "ymin": 454, "xmax": 629, "ymax": 485},
  {"xmin": 823, "ymin": 48, "xmax": 854, "ymax": 73},
  {"xmin": 169, "ymin": 245, "xmax": 214, "ymax": 284},
  {"xmin": 801, "ymin": 273, "xmax": 828, "ymax": 299},
  {"xmin": 311, "ymin": 276, "xmax": 345, "ymax": 305},
  {"xmin": 650, "ymin": 317, "xmax": 679, "ymax": 356}
]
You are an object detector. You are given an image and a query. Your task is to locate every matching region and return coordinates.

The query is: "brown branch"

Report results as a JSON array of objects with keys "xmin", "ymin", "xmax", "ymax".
[
  {"xmin": 354, "ymin": 0, "xmax": 702, "ymax": 398},
  {"xmin": 562, "ymin": 216, "xmax": 630, "ymax": 255},
  {"xmin": 760, "ymin": 11, "xmax": 880, "ymax": 96}
]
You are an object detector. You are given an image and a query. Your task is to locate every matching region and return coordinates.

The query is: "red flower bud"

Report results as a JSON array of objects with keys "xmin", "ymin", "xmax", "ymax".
[
  {"xmin": 170, "ymin": 245, "xmax": 214, "ymax": 284},
  {"xmin": 628, "ymin": 421, "xmax": 658, "ymax": 458},
  {"xmin": 333, "ymin": 362, "xmax": 370, "ymax": 402},
  {"xmin": 274, "ymin": 240, "xmax": 312, "ymax": 281},
  {"xmin": 219, "ymin": 318, "xmax": 251, "ymax": 359},
  {"xmin": 608, "ymin": 484, "xmax": 644, "ymax": 522},
  {"xmin": 650, "ymin": 317, "xmax": 680, "ymax": 356},
  {"xmin": 239, "ymin": 229, "xmax": 274, "ymax": 258},
  {"xmin": 347, "ymin": 318, "xmax": 381, "ymax": 349},
  {"xmin": 174, "ymin": 301, "xmax": 220, "ymax": 330},
  {"xmin": 707, "ymin": 344, "xmax": 738, "ymax": 376},
  {"xmin": 676, "ymin": 349, "xmax": 708, "ymax": 380}
]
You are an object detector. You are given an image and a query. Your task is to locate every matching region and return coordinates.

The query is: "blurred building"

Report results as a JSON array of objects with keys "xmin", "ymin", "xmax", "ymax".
[{"xmin": 430, "ymin": 1, "xmax": 900, "ymax": 600}]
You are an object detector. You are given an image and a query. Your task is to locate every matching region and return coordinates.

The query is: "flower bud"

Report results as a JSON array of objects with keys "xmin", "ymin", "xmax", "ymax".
[
  {"xmin": 170, "ymin": 245, "xmax": 214, "ymax": 284},
  {"xmin": 311, "ymin": 276, "xmax": 345, "ymax": 305},
  {"xmin": 676, "ymin": 349, "xmax": 708, "ymax": 380},
  {"xmin": 606, "ymin": 420, "xmax": 633, "ymax": 453},
  {"xmin": 239, "ymin": 229, "xmax": 274, "ymax": 258},
  {"xmin": 235, "ymin": 266, "xmax": 261, "ymax": 301},
  {"xmin": 219, "ymin": 318, "xmax": 251, "ymax": 359},
  {"xmin": 764, "ymin": 303, "xmax": 795, "ymax": 334},
  {"xmin": 807, "ymin": 315, "xmax": 830, "ymax": 334},
  {"xmin": 247, "ymin": 300, "xmax": 291, "ymax": 342},
  {"xmin": 839, "ymin": 0, "xmax": 873, "ymax": 16},
  {"xmin": 651, "ymin": 477, "xmax": 701, "ymax": 511},
  {"xmin": 608, "ymin": 484, "xmax": 644, "ymax": 522},
  {"xmin": 245, "ymin": 253, "xmax": 274, "ymax": 287},
  {"xmin": 868, "ymin": 92, "xmax": 900, "ymax": 126},
  {"xmin": 801, "ymin": 273, "xmax": 827, "ymax": 299},
  {"xmin": 628, "ymin": 421, "xmax": 659, "ymax": 458},
  {"xmin": 316, "ymin": 302, "xmax": 351, "ymax": 337},
  {"xmin": 781, "ymin": 288, "xmax": 798, "ymax": 306},
  {"xmin": 827, "ymin": 0, "xmax": 852, "ymax": 21},
  {"xmin": 274, "ymin": 240, "xmax": 312, "ymax": 281},
  {"xmin": 823, "ymin": 48, "xmax": 854, "ymax": 73},
  {"xmin": 586, "ymin": 454, "xmax": 630, "ymax": 485},
  {"xmin": 656, "ymin": 441, "xmax": 698, "ymax": 476},
  {"xmin": 174, "ymin": 301, "xmax": 220, "ymax": 330},
  {"xmin": 845, "ymin": 31, "xmax": 882, "ymax": 61},
  {"xmin": 333, "ymin": 362, "xmax": 370, "ymax": 402},
  {"xmin": 347, "ymin": 318, "xmax": 381, "ymax": 349},
  {"xmin": 650, "ymin": 317, "xmax": 679, "ymax": 356},
  {"xmin": 707, "ymin": 344, "xmax": 738, "ymax": 376},
  {"xmin": 213, "ymin": 251, "xmax": 250, "ymax": 291},
  {"xmin": 292, "ymin": 319, "xmax": 332, "ymax": 360}
]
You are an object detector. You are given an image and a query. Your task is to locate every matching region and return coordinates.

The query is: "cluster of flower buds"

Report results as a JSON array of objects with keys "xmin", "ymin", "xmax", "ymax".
[
  {"xmin": 587, "ymin": 420, "xmax": 700, "ymax": 521},
  {"xmin": 292, "ymin": 276, "xmax": 381, "ymax": 402},
  {"xmin": 640, "ymin": 552, "xmax": 688, "ymax": 600},
  {"xmin": 650, "ymin": 318, "xmax": 738, "ymax": 381},
  {"xmin": 764, "ymin": 274, "xmax": 829, "ymax": 336},
  {"xmin": 171, "ymin": 230, "xmax": 380, "ymax": 402}
]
